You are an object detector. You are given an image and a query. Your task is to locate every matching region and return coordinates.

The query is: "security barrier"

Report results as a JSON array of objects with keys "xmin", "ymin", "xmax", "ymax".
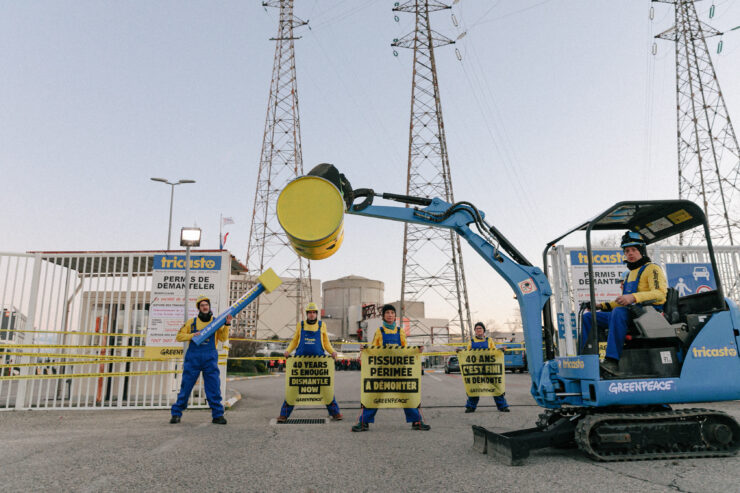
[{"xmin": 0, "ymin": 251, "xmax": 212, "ymax": 410}]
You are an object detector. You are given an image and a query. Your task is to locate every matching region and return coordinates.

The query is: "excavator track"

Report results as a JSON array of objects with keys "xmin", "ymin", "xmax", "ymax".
[{"xmin": 575, "ymin": 408, "xmax": 740, "ymax": 462}]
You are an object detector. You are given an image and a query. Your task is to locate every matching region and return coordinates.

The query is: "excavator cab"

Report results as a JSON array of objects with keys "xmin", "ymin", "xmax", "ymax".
[{"xmin": 543, "ymin": 200, "xmax": 729, "ymax": 380}]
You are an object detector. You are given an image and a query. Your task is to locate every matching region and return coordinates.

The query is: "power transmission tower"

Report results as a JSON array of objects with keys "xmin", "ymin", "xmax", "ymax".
[
  {"xmin": 655, "ymin": 0, "xmax": 740, "ymax": 245},
  {"xmin": 245, "ymin": 0, "xmax": 311, "ymax": 338},
  {"xmin": 392, "ymin": 0, "xmax": 472, "ymax": 341}
]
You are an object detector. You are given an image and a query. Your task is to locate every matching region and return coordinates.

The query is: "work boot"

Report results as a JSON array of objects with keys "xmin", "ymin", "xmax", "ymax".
[
  {"xmin": 464, "ymin": 407, "xmax": 475, "ymax": 413},
  {"xmin": 276, "ymin": 415, "xmax": 288, "ymax": 423},
  {"xmin": 600, "ymin": 358, "xmax": 622, "ymax": 377},
  {"xmin": 412, "ymin": 421, "xmax": 431, "ymax": 431},
  {"xmin": 498, "ymin": 407, "xmax": 511, "ymax": 413},
  {"xmin": 212, "ymin": 416, "xmax": 227, "ymax": 425},
  {"xmin": 351, "ymin": 422, "xmax": 368, "ymax": 432},
  {"xmin": 331, "ymin": 413, "xmax": 343, "ymax": 421},
  {"xmin": 169, "ymin": 415, "xmax": 181, "ymax": 424}
]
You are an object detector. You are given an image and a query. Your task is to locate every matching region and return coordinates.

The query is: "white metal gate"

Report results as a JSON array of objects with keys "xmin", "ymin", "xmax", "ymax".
[
  {"xmin": 0, "ymin": 251, "xmax": 215, "ymax": 410},
  {"xmin": 547, "ymin": 245, "xmax": 740, "ymax": 356}
]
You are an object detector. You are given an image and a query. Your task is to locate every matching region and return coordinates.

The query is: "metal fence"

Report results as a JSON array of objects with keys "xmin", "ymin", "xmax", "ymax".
[
  {"xmin": 547, "ymin": 245, "xmax": 740, "ymax": 356},
  {"xmin": 0, "ymin": 251, "xmax": 214, "ymax": 410}
]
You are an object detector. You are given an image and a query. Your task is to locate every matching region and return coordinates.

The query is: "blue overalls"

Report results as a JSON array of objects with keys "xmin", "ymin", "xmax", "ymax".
[
  {"xmin": 171, "ymin": 317, "xmax": 224, "ymax": 419},
  {"xmin": 465, "ymin": 337, "xmax": 510, "ymax": 411},
  {"xmin": 359, "ymin": 325, "xmax": 423, "ymax": 424},
  {"xmin": 280, "ymin": 320, "xmax": 341, "ymax": 418},
  {"xmin": 581, "ymin": 264, "xmax": 663, "ymax": 360}
]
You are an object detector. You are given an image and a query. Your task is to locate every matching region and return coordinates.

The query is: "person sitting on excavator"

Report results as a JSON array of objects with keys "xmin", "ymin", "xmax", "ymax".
[{"xmin": 581, "ymin": 231, "xmax": 668, "ymax": 376}]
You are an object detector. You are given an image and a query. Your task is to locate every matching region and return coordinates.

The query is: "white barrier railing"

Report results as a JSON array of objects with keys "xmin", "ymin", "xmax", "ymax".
[{"xmin": 0, "ymin": 251, "xmax": 212, "ymax": 410}]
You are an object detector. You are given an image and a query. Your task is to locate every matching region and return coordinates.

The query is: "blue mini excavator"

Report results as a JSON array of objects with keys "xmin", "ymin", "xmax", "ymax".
[{"xmin": 281, "ymin": 164, "xmax": 740, "ymax": 465}]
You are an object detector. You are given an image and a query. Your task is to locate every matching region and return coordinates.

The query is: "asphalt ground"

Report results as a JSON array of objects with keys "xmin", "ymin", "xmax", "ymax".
[{"xmin": 2, "ymin": 370, "xmax": 739, "ymax": 492}]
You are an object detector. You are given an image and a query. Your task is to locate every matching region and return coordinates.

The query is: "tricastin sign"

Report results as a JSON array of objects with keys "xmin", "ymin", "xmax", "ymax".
[
  {"xmin": 569, "ymin": 250, "xmax": 627, "ymax": 304},
  {"xmin": 145, "ymin": 254, "xmax": 225, "ymax": 358}
]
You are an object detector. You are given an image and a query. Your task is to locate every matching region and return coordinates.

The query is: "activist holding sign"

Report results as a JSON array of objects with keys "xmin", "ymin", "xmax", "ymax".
[
  {"xmin": 460, "ymin": 322, "xmax": 509, "ymax": 413},
  {"xmin": 352, "ymin": 304, "xmax": 430, "ymax": 432},
  {"xmin": 581, "ymin": 231, "xmax": 668, "ymax": 377},
  {"xmin": 277, "ymin": 302, "xmax": 343, "ymax": 422},
  {"xmin": 170, "ymin": 295, "xmax": 231, "ymax": 425}
]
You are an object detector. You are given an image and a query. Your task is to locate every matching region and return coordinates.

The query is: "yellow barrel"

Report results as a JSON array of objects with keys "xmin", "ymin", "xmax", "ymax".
[{"xmin": 277, "ymin": 175, "xmax": 346, "ymax": 260}]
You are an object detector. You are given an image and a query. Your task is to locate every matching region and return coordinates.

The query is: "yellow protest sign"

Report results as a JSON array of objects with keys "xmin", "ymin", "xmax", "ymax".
[
  {"xmin": 361, "ymin": 347, "xmax": 421, "ymax": 408},
  {"xmin": 285, "ymin": 355, "xmax": 335, "ymax": 406},
  {"xmin": 458, "ymin": 348, "xmax": 505, "ymax": 397}
]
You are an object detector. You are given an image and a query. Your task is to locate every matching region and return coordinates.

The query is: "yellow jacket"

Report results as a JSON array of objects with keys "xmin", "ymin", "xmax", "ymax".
[
  {"xmin": 371, "ymin": 326, "xmax": 407, "ymax": 347},
  {"xmin": 604, "ymin": 262, "xmax": 668, "ymax": 309},
  {"xmin": 176, "ymin": 316, "xmax": 229, "ymax": 349},
  {"xmin": 285, "ymin": 320, "xmax": 335, "ymax": 354},
  {"xmin": 466, "ymin": 337, "xmax": 497, "ymax": 350}
]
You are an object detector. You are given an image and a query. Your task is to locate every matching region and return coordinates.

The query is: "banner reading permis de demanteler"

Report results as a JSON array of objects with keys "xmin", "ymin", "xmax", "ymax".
[
  {"xmin": 145, "ymin": 254, "xmax": 225, "ymax": 359},
  {"xmin": 361, "ymin": 347, "xmax": 421, "ymax": 409},
  {"xmin": 284, "ymin": 355, "xmax": 335, "ymax": 406},
  {"xmin": 570, "ymin": 250, "xmax": 627, "ymax": 304},
  {"xmin": 458, "ymin": 348, "xmax": 505, "ymax": 397}
]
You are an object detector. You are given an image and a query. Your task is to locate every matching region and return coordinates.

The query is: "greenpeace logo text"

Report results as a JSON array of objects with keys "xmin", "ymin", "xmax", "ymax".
[{"xmin": 608, "ymin": 380, "xmax": 674, "ymax": 394}]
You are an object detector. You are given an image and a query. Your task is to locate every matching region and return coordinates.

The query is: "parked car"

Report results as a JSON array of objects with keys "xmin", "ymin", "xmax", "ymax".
[{"xmin": 444, "ymin": 356, "xmax": 460, "ymax": 374}]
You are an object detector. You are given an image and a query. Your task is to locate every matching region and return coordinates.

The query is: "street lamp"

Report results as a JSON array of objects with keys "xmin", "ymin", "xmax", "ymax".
[
  {"xmin": 150, "ymin": 178, "xmax": 196, "ymax": 250},
  {"xmin": 180, "ymin": 227, "xmax": 202, "ymax": 323}
]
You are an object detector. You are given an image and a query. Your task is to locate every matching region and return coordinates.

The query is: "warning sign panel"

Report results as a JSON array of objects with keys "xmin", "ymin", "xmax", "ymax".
[
  {"xmin": 361, "ymin": 347, "xmax": 421, "ymax": 408},
  {"xmin": 284, "ymin": 355, "xmax": 335, "ymax": 406},
  {"xmin": 458, "ymin": 348, "xmax": 505, "ymax": 397}
]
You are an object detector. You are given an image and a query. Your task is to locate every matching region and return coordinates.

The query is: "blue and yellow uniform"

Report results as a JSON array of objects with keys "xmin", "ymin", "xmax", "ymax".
[
  {"xmin": 464, "ymin": 337, "xmax": 509, "ymax": 412},
  {"xmin": 581, "ymin": 262, "xmax": 668, "ymax": 360},
  {"xmin": 279, "ymin": 319, "xmax": 341, "ymax": 418},
  {"xmin": 358, "ymin": 322, "xmax": 423, "ymax": 425},
  {"xmin": 171, "ymin": 314, "xmax": 229, "ymax": 419}
]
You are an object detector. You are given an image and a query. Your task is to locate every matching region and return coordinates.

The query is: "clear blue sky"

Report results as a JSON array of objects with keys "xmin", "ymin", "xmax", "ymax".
[{"xmin": 2, "ymin": 1, "xmax": 739, "ymax": 324}]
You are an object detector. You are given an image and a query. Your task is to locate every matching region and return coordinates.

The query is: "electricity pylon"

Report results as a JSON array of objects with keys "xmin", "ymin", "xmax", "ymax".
[
  {"xmin": 392, "ymin": 0, "xmax": 472, "ymax": 341},
  {"xmin": 245, "ymin": 0, "xmax": 311, "ymax": 337},
  {"xmin": 655, "ymin": 0, "xmax": 740, "ymax": 245}
]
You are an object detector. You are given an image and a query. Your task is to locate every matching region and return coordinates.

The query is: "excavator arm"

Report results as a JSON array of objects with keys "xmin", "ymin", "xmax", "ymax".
[{"xmin": 347, "ymin": 189, "xmax": 553, "ymax": 392}]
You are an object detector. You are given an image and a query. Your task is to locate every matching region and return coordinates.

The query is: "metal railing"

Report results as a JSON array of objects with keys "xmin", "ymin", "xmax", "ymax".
[{"xmin": 0, "ymin": 251, "xmax": 211, "ymax": 410}]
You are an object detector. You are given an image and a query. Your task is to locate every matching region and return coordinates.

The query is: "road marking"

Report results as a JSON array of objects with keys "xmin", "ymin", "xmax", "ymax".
[{"xmin": 428, "ymin": 374, "xmax": 441, "ymax": 382}]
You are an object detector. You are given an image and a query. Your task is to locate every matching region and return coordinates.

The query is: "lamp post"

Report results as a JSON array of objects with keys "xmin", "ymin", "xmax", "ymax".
[
  {"xmin": 150, "ymin": 178, "xmax": 196, "ymax": 250},
  {"xmin": 180, "ymin": 227, "xmax": 202, "ymax": 323}
]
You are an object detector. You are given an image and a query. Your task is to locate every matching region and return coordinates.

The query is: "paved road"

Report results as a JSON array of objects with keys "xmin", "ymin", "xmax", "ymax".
[{"xmin": 3, "ymin": 370, "xmax": 739, "ymax": 492}]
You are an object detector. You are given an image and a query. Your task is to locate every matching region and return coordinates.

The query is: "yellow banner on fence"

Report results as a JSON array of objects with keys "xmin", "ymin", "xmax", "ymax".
[
  {"xmin": 144, "ymin": 346, "xmax": 184, "ymax": 359},
  {"xmin": 361, "ymin": 347, "xmax": 421, "ymax": 409},
  {"xmin": 285, "ymin": 355, "xmax": 335, "ymax": 406},
  {"xmin": 458, "ymin": 348, "xmax": 505, "ymax": 397}
]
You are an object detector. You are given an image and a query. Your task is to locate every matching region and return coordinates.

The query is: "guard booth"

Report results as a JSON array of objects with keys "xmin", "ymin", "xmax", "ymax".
[
  {"xmin": 0, "ymin": 250, "xmax": 245, "ymax": 410},
  {"xmin": 547, "ymin": 244, "xmax": 740, "ymax": 356}
]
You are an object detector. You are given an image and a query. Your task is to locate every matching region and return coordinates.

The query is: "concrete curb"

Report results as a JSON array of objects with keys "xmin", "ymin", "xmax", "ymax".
[
  {"xmin": 226, "ymin": 373, "xmax": 282, "ymax": 382},
  {"xmin": 224, "ymin": 389, "xmax": 242, "ymax": 409}
]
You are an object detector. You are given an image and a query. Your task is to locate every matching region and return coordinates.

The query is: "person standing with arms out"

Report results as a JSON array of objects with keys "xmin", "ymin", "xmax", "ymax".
[
  {"xmin": 463, "ymin": 322, "xmax": 510, "ymax": 413},
  {"xmin": 170, "ymin": 295, "xmax": 230, "ymax": 424},
  {"xmin": 352, "ymin": 304, "xmax": 431, "ymax": 432},
  {"xmin": 277, "ymin": 302, "xmax": 343, "ymax": 422}
]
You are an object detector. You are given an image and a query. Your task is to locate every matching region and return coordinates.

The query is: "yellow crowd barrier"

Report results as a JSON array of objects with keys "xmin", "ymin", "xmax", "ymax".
[
  {"xmin": 0, "ymin": 328, "xmax": 146, "ymax": 338},
  {"xmin": 1, "ymin": 344, "xmax": 140, "ymax": 350}
]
